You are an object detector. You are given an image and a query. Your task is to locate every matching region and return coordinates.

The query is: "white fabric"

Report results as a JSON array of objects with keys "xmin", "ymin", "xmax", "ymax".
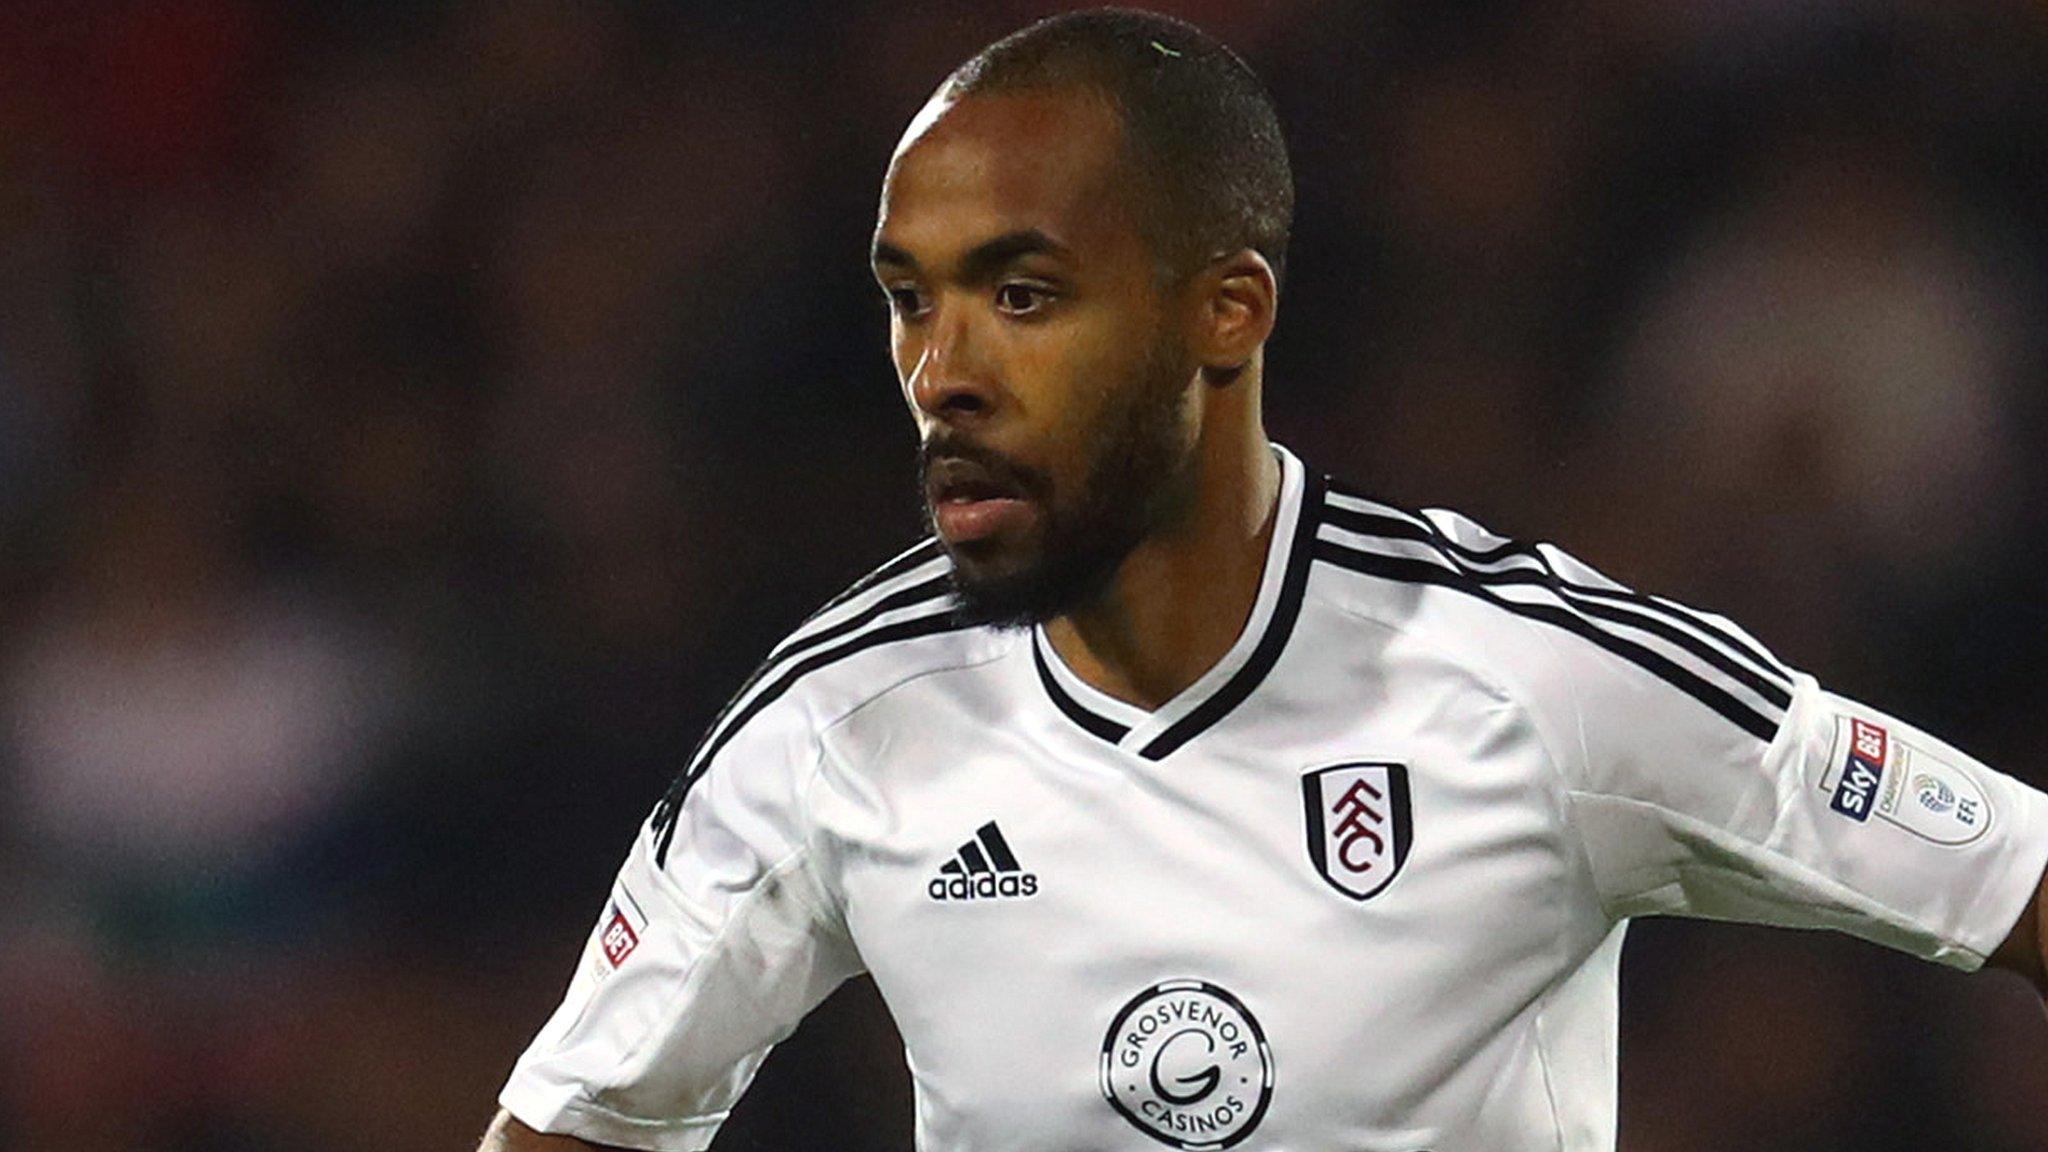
[{"xmin": 502, "ymin": 445, "xmax": 2048, "ymax": 1151}]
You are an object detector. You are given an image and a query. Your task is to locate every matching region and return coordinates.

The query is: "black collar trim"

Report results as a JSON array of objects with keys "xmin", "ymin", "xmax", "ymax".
[
  {"xmin": 1033, "ymin": 639, "xmax": 1133, "ymax": 744},
  {"xmin": 1134, "ymin": 469, "xmax": 1323, "ymax": 759},
  {"xmin": 1030, "ymin": 450, "xmax": 1324, "ymax": 760}
]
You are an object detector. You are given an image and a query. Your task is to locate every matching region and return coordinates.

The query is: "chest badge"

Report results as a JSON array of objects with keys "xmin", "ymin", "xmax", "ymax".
[
  {"xmin": 928, "ymin": 821, "xmax": 1040, "ymax": 901},
  {"xmin": 1303, "ymin": 762, "xmax": 1413, "ymax": 901},
  {"xmin": 1100, "ymin": 979, "xmax": 1274, "ymax": 1149}
]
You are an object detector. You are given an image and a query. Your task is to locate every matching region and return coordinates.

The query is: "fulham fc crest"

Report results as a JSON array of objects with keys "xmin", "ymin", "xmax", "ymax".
[{"xmin": 1302, "ymin": 763, "xmax": 1412, "ymax": 901}]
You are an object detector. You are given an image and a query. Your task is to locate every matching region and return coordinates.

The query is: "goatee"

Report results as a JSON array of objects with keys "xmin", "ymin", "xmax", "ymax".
[{"xmin": 922, "ymin": 353, "xmax": 1198, "ymax": 631}]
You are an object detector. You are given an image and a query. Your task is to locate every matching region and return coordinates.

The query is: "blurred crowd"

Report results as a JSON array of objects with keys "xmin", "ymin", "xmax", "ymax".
[{"xmin": 3, "ymin": 2, "xmax": 2048, "ymax": 1150}]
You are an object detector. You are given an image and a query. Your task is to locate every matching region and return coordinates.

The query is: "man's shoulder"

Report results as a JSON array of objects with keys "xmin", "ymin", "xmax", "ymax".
[
  {"xmin": 1305, "ymin": 475, "xmax": 1564, "ymax": 651},
  {"xmin": 648, "ymin": 538, "xmax": 1008, "ymax": 865},
  {"xmin": 720, "ymin": 537, "xmax": 1007, "ymax": 738},
  {"xmin": 1304, "ymin": 471, "xmax": 1792, "ymax": 745}
]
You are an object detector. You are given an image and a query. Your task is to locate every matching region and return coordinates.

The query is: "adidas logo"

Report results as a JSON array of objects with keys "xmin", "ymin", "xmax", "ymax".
[{"xmin": 928, "ymin": 821, "xmax": 1039, "ymax": 901}]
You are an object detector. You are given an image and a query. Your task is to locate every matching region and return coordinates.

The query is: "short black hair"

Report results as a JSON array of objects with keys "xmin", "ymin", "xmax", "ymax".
[{"xmin": 946, "ymin": 8, "xmax": 1294, "ymax": 287}]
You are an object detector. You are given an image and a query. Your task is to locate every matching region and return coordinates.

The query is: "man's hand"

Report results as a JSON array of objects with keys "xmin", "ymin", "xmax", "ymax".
[
  {"xmin": 478, "ymin": 1110, "xmax": 627, "ymax": 1152},
  {"xmin": 1988, "ymin": 863, "xmax": 2048, "ymax": 999}
]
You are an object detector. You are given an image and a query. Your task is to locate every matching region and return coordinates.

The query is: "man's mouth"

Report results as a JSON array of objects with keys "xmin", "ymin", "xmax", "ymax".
[{"xmin": 925, "ymin": 455, "xmax": 1037, "ymax": 546}]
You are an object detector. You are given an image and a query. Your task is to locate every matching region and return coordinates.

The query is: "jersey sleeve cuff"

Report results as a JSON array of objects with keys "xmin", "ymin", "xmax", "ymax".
[
  {"xmin": 499, "ymin": 1077, "xmax": 726, "ymax": 1152},
  {"xmin": 1947, "ymin": 775, "xmax": 2048, "ymax": 971}
]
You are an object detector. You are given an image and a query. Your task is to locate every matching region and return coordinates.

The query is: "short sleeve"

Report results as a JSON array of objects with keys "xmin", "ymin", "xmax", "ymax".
[
  {"xmin": 1530, "ymin": 575, "xmax": 2048, "ymax": 970},
  {"xmin": 498, "ymin": 699, "xmax": 864, "ymax": 1151}
]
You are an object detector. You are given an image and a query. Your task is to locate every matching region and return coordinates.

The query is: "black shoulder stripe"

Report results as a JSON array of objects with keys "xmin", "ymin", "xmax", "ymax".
[
  {"xmin": 1323, "ymin": 505, "xmax": 1788, "ymax": 711},
  {"xmin": 1140, "ymin": 471, "xmax": 1326, "ymax": 760},
  {"xmin": 1483, "ymin": 567, "xmax": 1788, "ymax": 708},
  {"xmin": 1321, "ymin": 491, "xmax": 1792, "ymax": 687},
  {"xmin": 804, "ymin": 538, "xmax": 944, "ymax": 627},
  {"xmin": 678, "ymin": 571, "xmax": 952, "ymax": 808},
  {"xmin": 1312, "ymin": 539, "xmax": 1781, "ymax": 743},
  {"xmin": 1326, "ymin": 478, "xmax": 1523, "ymax": 565},
  {"xmin": 650, "ymin": 605, "xmax": 970, "ymax": 867},
  {"xmin": 702, "ymin": 544, "xmax": 948, "ymax": 769},
  {"xmin": 770, "ymin": 572, "xmax": 953, "ymax": 666},
  {"xmin": 645, "ymin": 536, "xmax": 952, "ymax": 868},
  {"xmin": 1320, "ymin": 496, "xmax": 1793, "ymax": 696}
]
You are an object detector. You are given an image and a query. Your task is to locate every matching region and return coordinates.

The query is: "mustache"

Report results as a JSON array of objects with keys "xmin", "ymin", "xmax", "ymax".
[{"xmin": 918, "ymin": 436, "xmax": 1049, "ymax": 500}]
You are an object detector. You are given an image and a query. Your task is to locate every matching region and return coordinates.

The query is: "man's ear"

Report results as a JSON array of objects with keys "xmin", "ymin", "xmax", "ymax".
[{"xmin": 1189, "ymin": 249, "xmax": 1278, "ymax": 381}]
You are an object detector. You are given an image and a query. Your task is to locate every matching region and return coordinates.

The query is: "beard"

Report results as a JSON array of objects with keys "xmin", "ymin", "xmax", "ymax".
[{"xmin": 920, "ymin": 339, "xmax": 1199, "ymax": 631}]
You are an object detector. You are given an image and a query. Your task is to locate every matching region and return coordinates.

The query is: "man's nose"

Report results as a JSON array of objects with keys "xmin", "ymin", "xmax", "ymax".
[{"xmin": 907, "ymin": 303, "xmax": 997, "ymax": 424}]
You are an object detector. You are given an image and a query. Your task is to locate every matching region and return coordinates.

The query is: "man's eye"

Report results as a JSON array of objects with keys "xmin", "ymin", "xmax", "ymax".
[
  {"xmin": 995, "ymin": 283, "xmax": 1051, "ymax": 315},
  {"xmin": 885, "ymin": 287, "xmax": 926, "ymax": 317}
]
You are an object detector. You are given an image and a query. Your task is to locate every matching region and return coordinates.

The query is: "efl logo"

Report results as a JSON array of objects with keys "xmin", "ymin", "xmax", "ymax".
[
  {"xmin": 1830, "ymin": 719, "xmax": 1889, "ymax": 822},
  {"xmin": 600, "ymin": 905, "xmax": 640, "ymax": 968}
]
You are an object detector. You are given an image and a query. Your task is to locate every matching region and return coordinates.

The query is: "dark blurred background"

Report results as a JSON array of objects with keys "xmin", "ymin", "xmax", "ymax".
[{"xmin": 4, "ymin": 1, "xmax": 2048, "ymax": 1149}]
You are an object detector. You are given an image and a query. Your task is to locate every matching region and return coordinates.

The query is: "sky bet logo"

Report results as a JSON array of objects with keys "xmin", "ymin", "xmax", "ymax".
[
  {"xmin": 928, "ymin": 821, "xmax": 1040, "ymax": 901},
  {"xmin": 1830, "ymin": 718, "xmax": 1889, "ymax": 822}
]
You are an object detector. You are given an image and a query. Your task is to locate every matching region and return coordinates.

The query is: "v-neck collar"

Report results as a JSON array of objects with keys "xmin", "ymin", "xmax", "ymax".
[{"xmin": 1030, "ymin": 445, "xmax": 1323, "ymax": 761}]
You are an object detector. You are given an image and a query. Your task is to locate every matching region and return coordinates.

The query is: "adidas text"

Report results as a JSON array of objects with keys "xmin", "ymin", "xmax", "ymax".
[{"xmin": 928, "ymin": 872, "xmax": 1040, "ymax": 901}]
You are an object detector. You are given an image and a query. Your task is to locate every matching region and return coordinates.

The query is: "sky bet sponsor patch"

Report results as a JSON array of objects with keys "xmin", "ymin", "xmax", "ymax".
[
  {"xmin": 1819, "ymin": 715, "xmax": 1991, "ymax": 845},
  {"xmin": 1828, "ymin": 718, "xmax": 1887, "ymax": 821},
  {"xmin": 587, "ymin": 888, "xmax": 649, "ymax": 981}
]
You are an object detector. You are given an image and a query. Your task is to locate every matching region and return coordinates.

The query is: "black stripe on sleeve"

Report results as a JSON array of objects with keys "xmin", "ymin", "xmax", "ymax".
[
  {"xmin": 804, "ymin": 538, "xmax": 944, "ymax": 624},
  {"xmin": 769, "ymin": 573, "xmax": 953, "ymax": 667},
  {"xmin": 667, "ymin": 542, "xmax": 947, "ymax": 798},
  {"xmin": 1321, "ymin": 512, "xmax": 1789, "ymax": 712},
  {"xmin": 1320, "ymin": 496, "xmax": 1793, "ymax": 700},
  {"xmin": 651, "ymin": 604, "xmax": 969, "ymax": 867},
  {"xmin": 692, "ymin": 568, "xmax": 952, "ymax": 779},
  {"xmin": 651, "ymin": 573, "xmax": 953, "ymax": 841},
  {"xmin": 1321, "ymin": 482, "xmax": 1792, "ymax": 686},
  {"xmin": 1312, "ymin": 539, "xmax": 1781, "ymax": 743}
]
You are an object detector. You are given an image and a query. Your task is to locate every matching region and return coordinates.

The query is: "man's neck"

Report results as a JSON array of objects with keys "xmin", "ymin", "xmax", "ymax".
[{"xmin": 1042, "ymin": 419, "xmax": 1282, "ymax": 711}]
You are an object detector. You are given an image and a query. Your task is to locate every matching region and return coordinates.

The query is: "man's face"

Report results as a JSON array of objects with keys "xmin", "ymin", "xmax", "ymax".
[{"xmin": 872, "ymin": 88, "xmax": 1201, "ymax": 627}]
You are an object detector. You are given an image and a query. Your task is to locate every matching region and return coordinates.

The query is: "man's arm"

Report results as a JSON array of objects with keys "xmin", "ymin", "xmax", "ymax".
[
  {"xmin": 489, "ymin": 635, "xmax": 871, "ymax": 1146},
  {"xmin": 1989, "ymin": 863, "xmax": 2048, "ymax": 997},
  {"xmin": 1485, "ymin": 521, "xmax": 2048, "ymax": 968},
  {"xmin": 478, "ymin": 1109, "xmax": 623, "ymax": 1152}
]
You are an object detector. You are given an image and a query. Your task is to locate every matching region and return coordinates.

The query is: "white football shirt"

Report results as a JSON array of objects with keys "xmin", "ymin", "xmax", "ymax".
[{"xmin": 501, "ymin": 445, "xmax": 2048, "ymax": 1152}]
